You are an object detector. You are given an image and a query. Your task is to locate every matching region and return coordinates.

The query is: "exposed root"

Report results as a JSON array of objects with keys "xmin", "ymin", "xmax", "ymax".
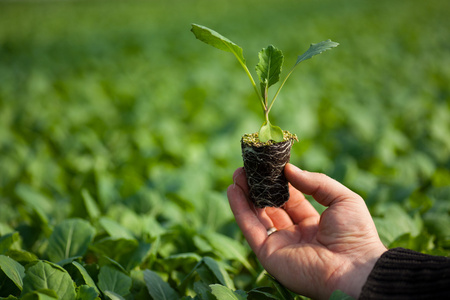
[{"xmin": 241, "ymin": 134, "xmax": 296, "ymax": 208}]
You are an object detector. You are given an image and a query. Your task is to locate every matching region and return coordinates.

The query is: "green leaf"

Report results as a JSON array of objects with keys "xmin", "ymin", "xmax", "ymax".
[
  {"xmin": 15, "ymin": 184, "xmax": 53, "ymax": 216},
  {"xmin": 294, "ymin": 39, "xmax": 339, "ymax": 67},
  {"xmin": 98, "ymin": 218, "xmax": 135, "ymax": 240},
  {"xmin": 328, "ymin": 290, "xmax": 355, "ymax": 300},
  {"xmin": 247, "ymin": 288, "xmax": 279, "ymax": 299},
  {"xmin": 162, "ymin": 252, "xmax": 202, "ymax": 271},
  {"xmin": 57, "ymin": 257, "xmax": 82, "ymax": 267},
  {"xmin": 178, "ymin": 256, "xmax": 234, "ymax": 296},
  {"xmin": 98, "ymin": 256, "xmax": 128, "ymax": 274},
  {"xmin": 90, "ymin": 237, "xmax": 139, "ymax": 266},
  {"xmin": 103, "ymin": 291, "xmax": 125, "ymax": 300},
  {"xmin": 46, "ymin": 219, "xmax": 96, "ymax": 263},
  {"xmin": 373, "ymin": 204, "xmax": 422, "ymax": 246},
  {"xmin": 191, "ymin": 24, "xmax": 261, "ymax": 102},
  {"xmin": 203, "ymin": 257, "xmax": 235, "ymax": 290},
  {"xmin": 76, "ymin": 285, "xmax": 99, "ymax": 300},
  {"xmin": 21, "ymin": 289, "xmax": 58, "ymax": 300},
  {"xmin": 202, "ymin": 232, "xmax": 254, "ymax": 275},
  {"xmin": 81, "ymin": 189, "xmax": 101, "ymax": 220},
  {"xmin": 71, "ymin": 262, "xmax": 100, "ymax": 294},
  {"xmin": 0, "ymin": 295, "xmax": 19, "ymax": 300},
  {"xmin": 97, "ymin": 265, "xmax": 131, "ymax": 298},
  {"xmin": 191, "ymin": 24, "xmax": 245, "ymax": 64},
  {"xmin": 123, "ymin": 241, "xmax": 153, "ymax": 271},
  {"xmin": 0, "ymin": 255, "xmax": 25, "ymax": 291},
  {"xmin": 265, "ymin": 274, "xmax": 294, "ymax": 300},
  {"xmin": 96, "ymin": 171, "xmax": 118, "ymax": 210},
  {"xmin": 193, "ymin": 281, "xmax": 215, "ymax": 300},
  {"xmin": 209, "ymin": 284, "xmax": 247, "ymax": 300},
  {"xmin": 194, "ymin": 264, "xmax": 217, "ymax": 287},
  {"xmin": 269, "ymin": 39, "xmax": 339, "ymax": 109},
  {"xmin": 388, "ymin": 233, "xmax": 435, "ymax": 254},
  {"xmin": 259, "ymin": 122, "xmax": 284, "ymax": 143},
  {"xmin": 22, "ymin": 260, "xmax": 76, "ymax": 300},
  {"xmin": 256, "ymin": 45, "xmax": 284, "ymax": 94},
  {"xmin": 0, "ymin": 232, "xmax": 21, "ymax": 255},
  {"xmin": 143, "ymin": 269, "xmax": 179, "ymax": 300},
  {"xmin": 5, "ymin": 250, "xmax": 38, "ymax": 265},
  {"xmin": 0, "ymin": 224, "xmax": 13, "ymax": 236}
]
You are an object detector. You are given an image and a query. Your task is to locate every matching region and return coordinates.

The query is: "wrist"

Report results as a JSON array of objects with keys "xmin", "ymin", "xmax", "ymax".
[{"xmin": 332, "ymin": 244, "xmax": 387, "ymax": 299}]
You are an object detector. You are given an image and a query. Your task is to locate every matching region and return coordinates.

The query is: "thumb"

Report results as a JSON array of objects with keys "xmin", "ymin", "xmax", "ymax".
[{"xmin": 284, "ymin": 163, "xmax": 362, "ymax": 207}]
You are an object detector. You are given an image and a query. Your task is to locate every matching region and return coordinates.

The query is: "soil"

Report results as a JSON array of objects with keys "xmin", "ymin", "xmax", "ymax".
[{"xmin": 241, "ymin": 131, "xmax": 297, "ymax": 208}]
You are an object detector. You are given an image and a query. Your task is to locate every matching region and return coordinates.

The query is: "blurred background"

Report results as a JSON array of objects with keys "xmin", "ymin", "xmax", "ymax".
[{"xmin": 0, "ymin": 0, "xmax": 449, "ymax": 282}]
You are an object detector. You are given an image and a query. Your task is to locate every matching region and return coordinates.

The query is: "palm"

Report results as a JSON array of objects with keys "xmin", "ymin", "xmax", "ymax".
[{"xmin": 227, "ymin": 164, "xmax": 386, "ymax": 299}]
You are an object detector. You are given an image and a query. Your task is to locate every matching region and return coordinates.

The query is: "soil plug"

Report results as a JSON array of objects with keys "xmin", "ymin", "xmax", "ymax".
[
  {"xmin": 241, "ymin": 132, "xmax": 297, "ymax": 208},
  {"xmin": 191, "ymin": 24, "xmax": 338, "ymax": 207}
]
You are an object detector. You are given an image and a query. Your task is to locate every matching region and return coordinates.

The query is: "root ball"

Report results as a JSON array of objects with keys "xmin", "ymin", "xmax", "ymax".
[{"xmin": 241, "ymin": 132, "xmax": 297, "ymax": 208}]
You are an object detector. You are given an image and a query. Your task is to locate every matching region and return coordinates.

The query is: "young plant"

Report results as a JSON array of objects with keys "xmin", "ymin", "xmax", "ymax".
[
  {"xmin": 191, "ymin": 23, "xmax": 339, "ymax": 143},
  {"xmin": 191, "ymin": 24, "xmax": 338, "ymax": 207}
]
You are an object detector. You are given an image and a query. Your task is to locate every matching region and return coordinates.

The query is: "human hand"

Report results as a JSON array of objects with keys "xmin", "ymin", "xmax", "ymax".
[{"xmin": 227, "ymin": 163, "xmax": 387, "ymax": 299}]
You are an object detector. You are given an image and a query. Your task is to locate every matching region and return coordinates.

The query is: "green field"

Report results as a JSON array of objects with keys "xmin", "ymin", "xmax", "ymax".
[{"xmin": 1, "ymin": 0, "xmax": 450, "ymax": 299}]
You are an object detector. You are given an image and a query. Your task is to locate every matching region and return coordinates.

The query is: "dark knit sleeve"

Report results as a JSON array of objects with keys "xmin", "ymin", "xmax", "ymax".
[{"xmin": 359, "ymin": 247, "xmax": 450, "ymax": 299}]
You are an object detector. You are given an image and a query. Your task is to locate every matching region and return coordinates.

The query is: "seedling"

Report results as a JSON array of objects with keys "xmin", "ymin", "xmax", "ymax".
[
  {"xmin": 191, "ymin": 24, "xmax": 338, "ymax": 143},
  {"xmin": 191, "ymin": 24, "xmax": 338, "ymax": 207}
]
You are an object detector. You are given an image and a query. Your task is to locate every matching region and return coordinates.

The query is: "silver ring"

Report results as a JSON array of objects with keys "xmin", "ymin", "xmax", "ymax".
[{"xmin": 267, "ymin": 227, "xmax": 277, "ymax": 236}]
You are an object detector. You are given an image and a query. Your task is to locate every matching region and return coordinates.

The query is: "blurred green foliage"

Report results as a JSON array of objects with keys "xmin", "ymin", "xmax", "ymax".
[{"xmin": 0, "ymin": 0, "xmax": 449, "ymax": 299}]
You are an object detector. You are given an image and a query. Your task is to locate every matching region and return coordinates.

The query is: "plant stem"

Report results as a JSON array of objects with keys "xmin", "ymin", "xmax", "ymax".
[
  {"xmin": 237, "ymin": 60, "xmax": 266, "ymax": 112},
  {"xmin": 263, "ymin": 83, "xmax": 269, "ymax": 120},
  {"xmin": 267, "ymin": 64, "xmax": 296, "ymax": 114}
]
